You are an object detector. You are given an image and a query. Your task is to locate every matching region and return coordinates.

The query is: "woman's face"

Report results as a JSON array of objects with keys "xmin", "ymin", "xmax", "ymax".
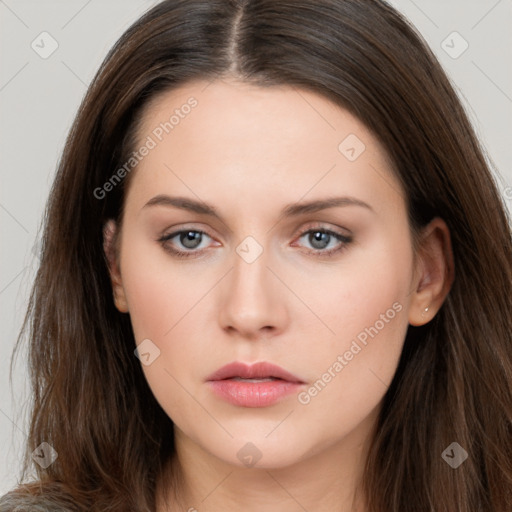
[{"xmin": 108, "ymin": 78, "xmax": 420, "ymax": 469}]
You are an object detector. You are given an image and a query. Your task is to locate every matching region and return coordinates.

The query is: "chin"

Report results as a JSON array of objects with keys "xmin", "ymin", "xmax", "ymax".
[{"xmin": 198, "ymin": 432, "xmax": 314, "ymax": 470}]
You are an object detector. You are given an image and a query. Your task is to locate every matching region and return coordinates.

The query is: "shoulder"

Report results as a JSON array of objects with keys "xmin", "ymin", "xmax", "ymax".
[{"xmin": 0, "ymin": 486, "xmax": 80, "ymax": 512}]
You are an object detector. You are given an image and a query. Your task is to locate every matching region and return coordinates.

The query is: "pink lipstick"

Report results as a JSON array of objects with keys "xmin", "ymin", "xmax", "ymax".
[{"xmin": 206, "ymin": 361, "xmax": 305, "ymax": 408}]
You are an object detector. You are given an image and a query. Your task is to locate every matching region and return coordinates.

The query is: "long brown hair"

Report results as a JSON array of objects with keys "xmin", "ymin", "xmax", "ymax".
[{"xmin": 2, "ymin": 0, "xmax": 511, "ymax": 510}]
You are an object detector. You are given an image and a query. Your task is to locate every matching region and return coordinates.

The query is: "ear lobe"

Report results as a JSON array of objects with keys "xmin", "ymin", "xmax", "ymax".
[
  {"xmin": 408, "ymin": 217, "xmax": 454, "ymax": 326},
  {"xmin": 103, "ymin": 219, "xmax": 129, "ymax": 313}
]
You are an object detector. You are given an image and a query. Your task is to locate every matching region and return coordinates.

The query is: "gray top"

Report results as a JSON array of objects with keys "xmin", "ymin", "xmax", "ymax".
[{"xmin": 0, "ymin": 491, "xmax": 79, "ymax": 512}]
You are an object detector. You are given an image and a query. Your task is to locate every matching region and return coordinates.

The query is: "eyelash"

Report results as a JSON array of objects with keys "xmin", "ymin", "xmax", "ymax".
[{"xmin": 157, "ymin": 224, "xmax": 353, "ymax": 259}]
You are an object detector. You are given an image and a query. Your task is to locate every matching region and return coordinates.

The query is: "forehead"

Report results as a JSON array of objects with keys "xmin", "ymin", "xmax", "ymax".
[
  {"xmin": 126, "ymin": 78, "xmax": 404, "ymax": 218},
  {"xmin": 137, "ymin": 78, "xmax": 374, "ymax": 152}
]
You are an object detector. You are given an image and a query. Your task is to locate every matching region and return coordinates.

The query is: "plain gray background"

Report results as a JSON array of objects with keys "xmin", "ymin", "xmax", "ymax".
[{"xmin": 1, "ymin": 0, "xmax": 511, "ymax": 493}]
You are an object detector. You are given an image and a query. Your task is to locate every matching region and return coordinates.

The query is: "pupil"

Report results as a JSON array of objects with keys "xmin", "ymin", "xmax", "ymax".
[
  {"xmin": 181, "ymin": 231, "xmax": 201, "ymax": 249},
  {"xmin": 310, "ymin": 231, "xmax": 329, "ymax": 249}
]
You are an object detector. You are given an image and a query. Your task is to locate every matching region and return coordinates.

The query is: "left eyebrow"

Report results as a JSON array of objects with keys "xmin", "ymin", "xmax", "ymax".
[{"xmin": 280, "ymin": 196, "xmax": 374, "ymax": 217}]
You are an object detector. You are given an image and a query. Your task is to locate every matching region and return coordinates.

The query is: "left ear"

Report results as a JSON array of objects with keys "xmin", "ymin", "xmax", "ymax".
[
  {"xmin": 408, "ymin": 217, "xmax": 454, "ymax": 326},
  {"xmin": 103, "ymin": 219, "xmax": 129, "ymax": 313}
]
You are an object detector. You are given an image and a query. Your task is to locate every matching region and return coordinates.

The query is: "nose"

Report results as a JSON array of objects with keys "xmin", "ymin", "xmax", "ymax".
[{"xmin": 217, "ymin": 242, "xmax": 289, "ymax": 340}]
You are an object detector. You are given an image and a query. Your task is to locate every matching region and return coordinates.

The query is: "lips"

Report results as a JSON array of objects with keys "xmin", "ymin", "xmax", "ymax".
[
  {"xmin": 206, "ymin": 361, "xmax": 305, "ymax": 407},
  {"xmin": 206, "ymin": 361, "xmax": 304, "ymax": 383}
]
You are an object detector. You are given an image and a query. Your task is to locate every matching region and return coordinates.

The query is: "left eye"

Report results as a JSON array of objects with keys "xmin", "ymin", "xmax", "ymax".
[
  {"xmin": 297, "ymin": 229, "xmax": 349, "ymax": 251},
  {"xmin": 292, "ymin": 228, "xmax": 352, "ymax": 257}
]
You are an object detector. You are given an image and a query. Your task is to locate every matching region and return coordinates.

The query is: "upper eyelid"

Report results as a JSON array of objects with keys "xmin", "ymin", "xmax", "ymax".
[
  {"xmin": 160, "ymin": 227, "xmax": 214, "ymax": 240},
  {"xmin": 159, "ymin": 221, "xmax": 350, "ymax": 237}
]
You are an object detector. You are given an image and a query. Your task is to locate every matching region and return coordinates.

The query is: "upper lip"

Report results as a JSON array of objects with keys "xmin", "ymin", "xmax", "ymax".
[{"xmin": 206, "ymin": 361, "xmax": 304, "ymax": 383}]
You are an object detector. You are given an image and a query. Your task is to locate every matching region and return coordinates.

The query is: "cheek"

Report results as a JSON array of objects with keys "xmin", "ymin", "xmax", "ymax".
[
  {"xmin": 291, "ymin": 233, "xmax": 412, "ymax": 416},
  {"xmin": 295, "ymin": 232, "xmax": 413, "ymax": 355},
  {"xmin": 295, "ymin": 305, "xmax": 409, "ymax": 452},
  {"xmin": 119, "ymin": 236, "xmax": 210, "ymax": 341},
  {"xmin": 119, "ymin": 241, "xmax": 215, "ymax": 426},
  {"xmin": 118, "ymin": 236, "xmax": 221, "ymax": 369}
]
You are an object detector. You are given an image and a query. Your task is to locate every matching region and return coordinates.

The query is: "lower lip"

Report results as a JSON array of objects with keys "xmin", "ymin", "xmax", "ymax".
[{"xmin": 207, "ymin": 379, "xmax": 303, "ymax": 407}]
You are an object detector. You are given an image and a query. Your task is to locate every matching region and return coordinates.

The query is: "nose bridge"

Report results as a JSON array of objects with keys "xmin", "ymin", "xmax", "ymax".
[
  {"xmin": 231, "ymin": 234, "xmax": 273, "ymax": 308},
  {"xmin": 218, "ymin": 233, "xmax": 287, "ymax": 337}
]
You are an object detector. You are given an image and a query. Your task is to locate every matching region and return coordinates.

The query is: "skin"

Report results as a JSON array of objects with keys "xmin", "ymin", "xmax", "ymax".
[{"xmin": 104, "ymin": 78, "xmax": 453, "ymax": 511}]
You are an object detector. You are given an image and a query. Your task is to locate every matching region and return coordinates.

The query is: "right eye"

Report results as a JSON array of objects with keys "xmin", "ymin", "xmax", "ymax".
[{"xmin": 158, "ymin": 229, "xmax": 215, "ymax": 258}]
